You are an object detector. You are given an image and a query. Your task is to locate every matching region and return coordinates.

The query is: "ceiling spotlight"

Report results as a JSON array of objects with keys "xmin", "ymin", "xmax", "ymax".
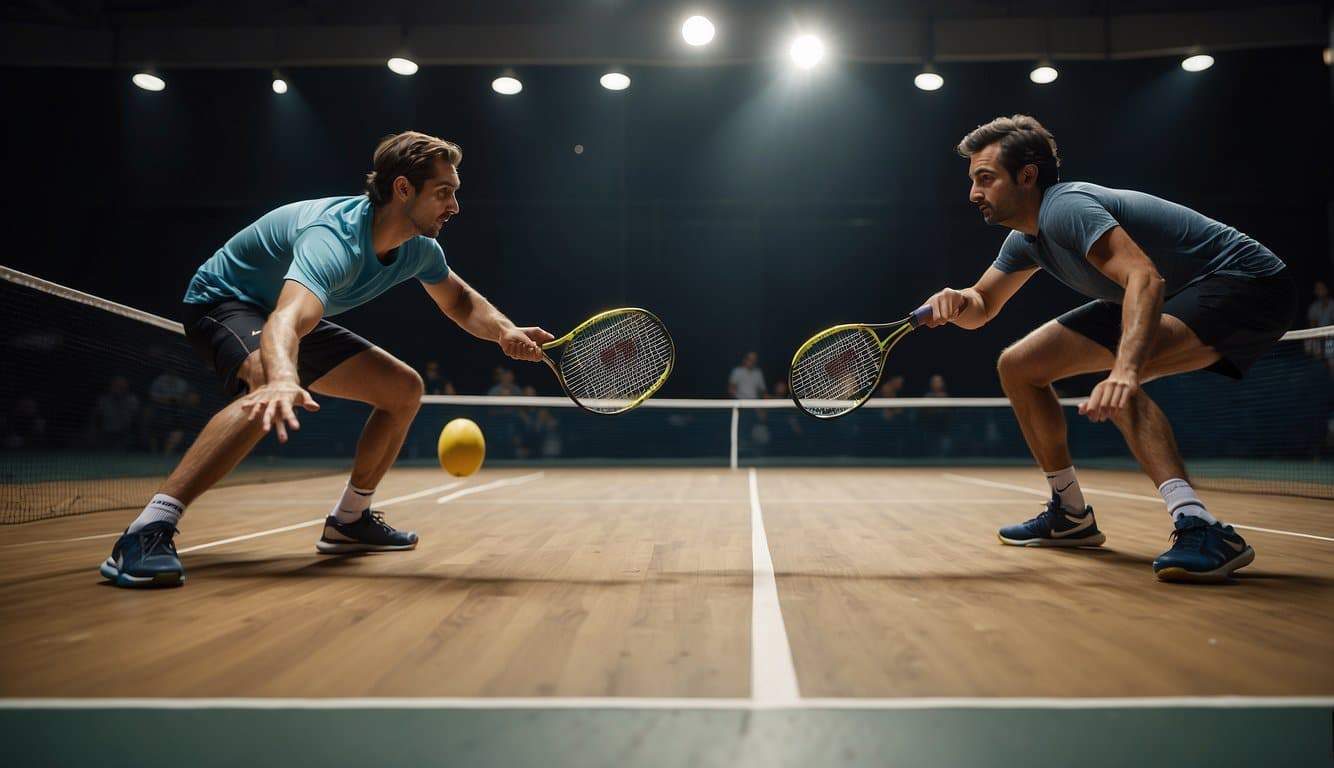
[
  {"xmin": 132, "ymin": 72, "xmax": 165, "ymax": 92},
  {"xmin": 600, "ymin": 72, "xmax": 631, "ymax": 91},
  {"xmin": 387, "ymin": 57, "xmax": 418, "ymax": 76},
  {"xmin": 271, "ymin": 75, "xmax": 288, "ymax": 95},
  {"xmin": 789, "ymin": 34, "xmax": 825, "ymax": 70},
  {"xmin": 492, "ymin": 76, "xmax": 523, "ymax": 95},
  {"xmin": 681, "ymin": 15, "xmax": 715, "ymax": 47},
  {"xmin": 1181, "ymin": 54, "xmax": 1214, "ymax": 72},
  {"xmin": 914, "ymin": 70, "xmax": 944, "ymax": 91},
  {"xmin": 1029, "ymin": 65, "xmax": 1058, "ymax": 84}
]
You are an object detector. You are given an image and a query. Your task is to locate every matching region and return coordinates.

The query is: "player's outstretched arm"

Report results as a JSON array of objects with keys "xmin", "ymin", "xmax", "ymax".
[
  {"xmin": 922, "ymin": 266, "xmax": 1036, "ymax": 329},
  {"xmin": 1080, "ymin": 226, "xmax": 1165, "ymax": 421},
  {"xmin": 238, "ymin": 279, "xmax": 324, "ymax": 442},
  {"xmin": 422, "ymin": 272, "xmax": 553, "ymax": 362}
]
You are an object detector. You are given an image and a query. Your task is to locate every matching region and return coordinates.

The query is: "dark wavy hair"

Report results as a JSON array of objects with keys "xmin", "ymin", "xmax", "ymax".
[
  {"xmin": 364, "ymin": 131, "xmax": 463, "ymax": 205},
  {"xmin": 956, "ymin": 115, "xmax": 1061, "ymax": 191}
]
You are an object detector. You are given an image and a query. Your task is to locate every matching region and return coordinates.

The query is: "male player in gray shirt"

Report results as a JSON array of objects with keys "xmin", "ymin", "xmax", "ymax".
[{"xmin": 922, "ymin": 114, "xmax": 1295, "ymax": 583}]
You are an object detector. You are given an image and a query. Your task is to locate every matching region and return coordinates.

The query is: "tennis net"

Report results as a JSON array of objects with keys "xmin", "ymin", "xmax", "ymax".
[{"xmin": 2, "ymin": 265, "xmax": 1331, "ymax": 524}]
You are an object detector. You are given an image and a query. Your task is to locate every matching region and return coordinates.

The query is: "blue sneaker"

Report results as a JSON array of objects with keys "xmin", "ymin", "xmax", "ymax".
[
  {"xmin": 1153, "ymin": 515, "xmax": 1254, "ymax": 583},
  {"xmin": 998, "ymin": 494, "xmax": 1106, "ymax": 547},
  {"xmin": 316, "ymin": 509, "xmax": 418, "ymax": 554},
  {"xmin": 99, "ymin": 521, "xmax": 185, "ymax": 588}
]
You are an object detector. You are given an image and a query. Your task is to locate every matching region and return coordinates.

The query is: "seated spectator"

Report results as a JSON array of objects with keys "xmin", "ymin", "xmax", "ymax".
[
  {"xmin": 3, "ymin": 397, "xmax": 47, "ymax": 450},
  {"xmin": 144, "ymin": 370, "xmax": 199, "ymax": 455},
  {"xmin": 488, "ymin": 367, "xmax": 521, "ymax": 397},
  {"xmin": 92, "ymin": 375, "xmax": 140, "ymax": 451},
  {"xmin": 423, "ymin": 360, "xmax": 451, "ymax": 395}
]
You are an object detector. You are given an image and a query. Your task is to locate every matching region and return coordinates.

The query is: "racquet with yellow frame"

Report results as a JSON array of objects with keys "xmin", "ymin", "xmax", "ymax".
[
  {"xmin": 540, "ymin": 307, "xmax": 675, "ymax": 415},
  {"xmin": 789, "ymin": 306, "xmax": 933, "ymax": 419}
]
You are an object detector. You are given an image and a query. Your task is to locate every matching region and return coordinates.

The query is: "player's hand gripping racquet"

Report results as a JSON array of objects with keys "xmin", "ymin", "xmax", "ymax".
[
  {"xmin": 540, "ymin": 308, "xmax": 675, "ymax": 414},
  {"xmin": 788, "ymin": 306, "xmax": 933, "ymax": 419}
]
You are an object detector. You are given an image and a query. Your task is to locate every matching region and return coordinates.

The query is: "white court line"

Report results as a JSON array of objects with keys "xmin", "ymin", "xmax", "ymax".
[
  {"xmin": 436, "ymin": 472, "xmax": 544, "ymax": 504},
  {"xmin": 1, "ymin": 531, "xmax": 123, "ymax": 548},
  {"xmin": 748, "ymin": 468, "xmax": 801, "ymax": 706},
  {"xmin": 942, "ymin": 473, "xmax": 1334, "ymax": 544},
  {"xmin": 1, "ymin": 695, "xmax": 1330, "ymax": 711},
  {"xmin": 177, "ymin": 480, "xmax": 465, "ymax": 555},
  {"xmin": 12, "ymin": 483, "xmax": 467, "ymax": 551},
  {"xmin": 436, "ymin": 497, "xmax": 1037, "ymax": 506}
]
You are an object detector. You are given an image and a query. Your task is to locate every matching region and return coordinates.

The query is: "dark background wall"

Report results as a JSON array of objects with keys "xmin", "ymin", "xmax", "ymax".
[{"xmin": 4, "ymin": 46, "xmax": 1330, "ymax": 396}]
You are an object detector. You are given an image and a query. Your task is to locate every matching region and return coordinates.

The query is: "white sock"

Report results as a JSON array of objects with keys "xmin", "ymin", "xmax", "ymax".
[
  {"xmin": 128, "ymin": 493, "xmax": 185, "ymax": 533},
  {"xmin": 332, "ymin": 483, "xmax": 375, "ymax": 523},
  {"xmin": 1159, "ymin": 478, "xmax": 1217, "ymax": 524},
  {"xmin": 1045, "ymin": 466, "xmax": 1087, "ymax": 514}
]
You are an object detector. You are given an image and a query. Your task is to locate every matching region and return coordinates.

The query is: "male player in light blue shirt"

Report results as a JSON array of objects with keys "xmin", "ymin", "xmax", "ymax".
[
  {"xmin": 922, "ymin": 115, "xmax": 1295, "ymax": 583},
  {"xmin": 100, "ymin": 131, "xmax": 554, "ymax": 588}
]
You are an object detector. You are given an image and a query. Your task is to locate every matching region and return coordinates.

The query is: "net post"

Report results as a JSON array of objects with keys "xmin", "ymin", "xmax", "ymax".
[{"xmin": 730, "ymin": 405, "xmax": 739, "ymax": 470}]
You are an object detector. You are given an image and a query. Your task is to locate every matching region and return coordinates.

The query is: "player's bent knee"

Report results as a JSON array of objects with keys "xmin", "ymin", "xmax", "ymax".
[
  {"xmin": 380, "ymin": 366, "xmax": 424, "ymax": 412},
  {"xmin": 996, "ymin": 344, "xmax": 1044, "ymax": 388}
]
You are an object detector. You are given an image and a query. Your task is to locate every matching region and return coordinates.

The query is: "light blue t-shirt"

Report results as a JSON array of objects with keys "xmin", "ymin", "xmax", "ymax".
[
  {"xmin": 184, "ymin": 196, "xmax": 450, "ymax": 315},
  {"xmin": 992, "ymin": 182, "xmax": 1285, "ymax": 302}
]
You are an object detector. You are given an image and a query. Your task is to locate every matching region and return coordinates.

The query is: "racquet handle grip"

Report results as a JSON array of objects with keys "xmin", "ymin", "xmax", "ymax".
[{"xmin": 910, "ymin": 305, "xmax": 934, "ymax": 328}]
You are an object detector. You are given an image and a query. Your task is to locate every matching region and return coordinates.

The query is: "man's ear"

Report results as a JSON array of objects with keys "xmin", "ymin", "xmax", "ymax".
[
  {"xmin": 1019, "ymin": 164, "xmax": 1039, "ymax": 187},
  {"xmin": 394, "ymin": 176, "xmax": 412, "ymax": 200}
]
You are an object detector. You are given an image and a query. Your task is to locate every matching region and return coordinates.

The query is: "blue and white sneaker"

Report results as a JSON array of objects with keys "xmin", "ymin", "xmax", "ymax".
[
  {"xmin": 316, "ymin": 509, "xmax": 418, "ymax": 554},
  {"xmin": 998, "ymin": 494, "xmax": 1106, "ymax": 547},
  {"xmin": 1153, "ymin": 515, "xmax": 1254, "ymax": 583},
  {"xmin": 99, "ymin": 521, "xmax": 185, "ymax": 588}
]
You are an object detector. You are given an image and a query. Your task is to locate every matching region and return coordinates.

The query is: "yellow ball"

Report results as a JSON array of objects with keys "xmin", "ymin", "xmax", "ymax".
[{"xmin": 437, "ymin": 418, "xmax": 486, "ymax": 477}]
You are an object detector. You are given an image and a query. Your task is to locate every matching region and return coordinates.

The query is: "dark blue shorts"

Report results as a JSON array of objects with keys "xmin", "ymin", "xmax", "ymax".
[
  {"xmin": 181, "ymin": 299, "xmax": 373, "ymax": 397},
  {"xmin": 1056, "ymin": 269, "xmax": 1298, "ymax": 379}
]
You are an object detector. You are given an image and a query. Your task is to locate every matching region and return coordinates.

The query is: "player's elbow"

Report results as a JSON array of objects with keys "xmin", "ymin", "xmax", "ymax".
[{"xmin": 1129, "ymin": 269, "xmax": 1166, "ymax": 302}]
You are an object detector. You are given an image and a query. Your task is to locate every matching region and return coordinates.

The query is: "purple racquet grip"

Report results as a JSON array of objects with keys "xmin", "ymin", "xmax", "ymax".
[{"xmin": 910, "ymin": 305, "xmax": 933, "ymax": 328}]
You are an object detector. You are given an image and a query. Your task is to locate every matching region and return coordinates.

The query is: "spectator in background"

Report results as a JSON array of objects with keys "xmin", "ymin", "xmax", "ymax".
[
  {"xmin": 144, "ymin": 369, "xmax": 200, "ymax": 455},
  {"xmin": 877, "ymin": 375, "xmax": 905, "ymax": 421},
  {"xmin": 766, "ymin": 379, "xmax": 803, "ymax": 449},
  {"xmin": 874, "ymin": 375, "xmax": 906, "ymax": 456},
  {"xmin": 920, "ymin": 374, "xmax": 952, "ymax": 456},
  {"xmin": 1306, "ymin": 281, "xmax": 1334, "ymax": 375},
  {"xmin": 728, "ymin": 351, "xmax": 767, "ymax": 399},
  {"xmin": 2, "ymin": 397, "xmax": 47, "ymax": 450},
  {"xmin": 422, "ymin": 360, "xmax": 453, "ymax": 395},
  {"xmin": 92, "ymin": 375, "xmax": 140, "ymax": 450},
  {"xmin": 487, "ymin": 367, "xmax": 521, "ymax": 397}
]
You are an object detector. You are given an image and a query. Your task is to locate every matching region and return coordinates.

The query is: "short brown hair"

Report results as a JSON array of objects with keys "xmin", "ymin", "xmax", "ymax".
[
  {"xmin": 364, "ymin": 131, "xmax": 463, "ymax": 205},
  {"xmin": 956, "ymin": 115, "xmax": 1060, "ymax": 191}
]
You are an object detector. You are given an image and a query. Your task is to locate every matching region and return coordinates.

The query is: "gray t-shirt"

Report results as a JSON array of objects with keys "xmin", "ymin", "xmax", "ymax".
[{"xmin": 992, "ymin": 182, "xmax": 1285, "ymax": 302}]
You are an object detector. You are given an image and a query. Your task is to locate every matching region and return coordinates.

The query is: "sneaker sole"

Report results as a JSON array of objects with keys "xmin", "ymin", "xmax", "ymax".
[
  {"xmin": 997, "ymin": 531, "xmax": 1106, "ymax": 548},
  {"xmin": 99, "ymin": 559, "xmax": 184, "ymax": 588},
  {"xmin": 315, "ymin": 539, "xmax": 418, "ymax": 554},
  {"xmin": 1155, "ymin": 546, "xmax": 1255, "ymax": 583}
]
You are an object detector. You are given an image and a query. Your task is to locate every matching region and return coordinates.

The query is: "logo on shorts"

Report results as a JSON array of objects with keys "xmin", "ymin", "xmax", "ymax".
[{"xmin": 251, "ymin": 330, "xmax": 262, "ymax": 336}]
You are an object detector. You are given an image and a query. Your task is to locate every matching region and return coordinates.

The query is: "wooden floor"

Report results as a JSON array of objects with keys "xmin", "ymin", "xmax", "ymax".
[{"xmin": 1, "ymin": 466, "xmax": 1330, "ymax": 699}]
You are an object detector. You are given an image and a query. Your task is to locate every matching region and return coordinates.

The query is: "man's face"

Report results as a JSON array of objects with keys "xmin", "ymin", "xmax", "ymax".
[
  {"xmin": 744, "ymin": 352, "xmax": 758, "ymax": 368},
  {"xmin": 967, "ymin": 144, "xmax": 1029, "ymax": 227},
  {"xmin": 402, "ymin": 158, "xmax": 461, "ymax": 238},
  {"xmin": 1317, "ymin": 282, "xmax": 1329, "ymax": 301}
]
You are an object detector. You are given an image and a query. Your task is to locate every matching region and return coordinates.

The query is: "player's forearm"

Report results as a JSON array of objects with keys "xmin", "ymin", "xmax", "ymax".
[
  {"xmin": 259, "ymin": 313, "xmax": 303, "ymax": 384},
  {"xmin": 953, "ymin": 288, "xmax": 991, "ymax": 329},
  {"xmin": 1114, "ymin": 271, "xmax": 1165, "ymax": 375},
  {"xmin": 447, "ymin": 286, "xmax": 518, "ymax": 342}
]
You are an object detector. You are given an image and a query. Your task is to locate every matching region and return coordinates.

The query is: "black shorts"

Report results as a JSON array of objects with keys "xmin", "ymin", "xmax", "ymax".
[
  {"xmin": 1056, "ymin": 269, "xmax": 1297, "ymax": 379},
  {"xmin": 181, "ymin": 299, "xmax": 374, "ymax": 397}
]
